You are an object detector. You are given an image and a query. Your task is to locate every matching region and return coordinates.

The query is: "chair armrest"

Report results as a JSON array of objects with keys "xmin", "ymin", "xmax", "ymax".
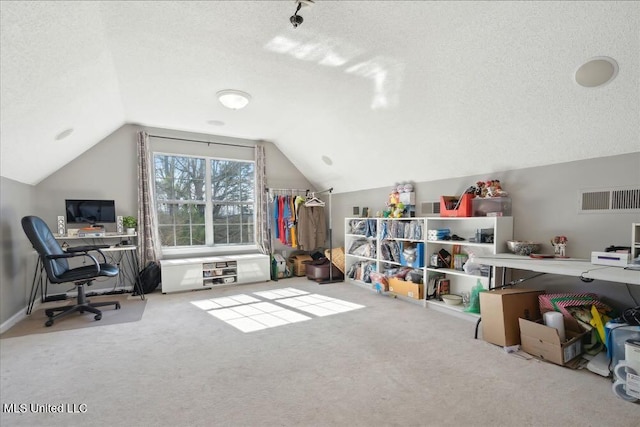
[
  {"xmin": 45, "ymin": 252, "xmax": 101, "ymax": 274},
  {"xmin": 65, "ymin": 245, "xmax": 109, "ymax": 263}
]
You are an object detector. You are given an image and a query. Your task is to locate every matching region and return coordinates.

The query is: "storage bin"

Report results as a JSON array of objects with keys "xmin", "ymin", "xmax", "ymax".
[
  {"xmin": 472, "ymin": 197, "xmax": 512, "ymax": 217},
  {"xmin": 306, "ymin": 262, "xmax": 344, "ymax": 281},
  {"xmin": 399, "ymin": 242, "xmax": 425, "ymax": 268},
  {"xmin": 440, "ymin": 194, "xmax": 472, "ymax": 217},
  {"xmin": 388, "ymin": 277, "xmax": 424, "ymax": 300}
]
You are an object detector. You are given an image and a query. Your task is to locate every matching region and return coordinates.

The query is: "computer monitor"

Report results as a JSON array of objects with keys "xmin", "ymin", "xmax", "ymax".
[{"xmin": 65, "ymin": 199, "xmax": 116, "ymax": 224}]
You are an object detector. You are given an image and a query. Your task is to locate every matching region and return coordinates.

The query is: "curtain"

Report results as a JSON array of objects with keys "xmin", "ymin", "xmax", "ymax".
[
  {"xmin": 137, "ymin": 131, "xmax": 161, "ymax": 267},
  {"xmin": 255, "ymin": 143, "xmax": 269, "ymax": 254}
]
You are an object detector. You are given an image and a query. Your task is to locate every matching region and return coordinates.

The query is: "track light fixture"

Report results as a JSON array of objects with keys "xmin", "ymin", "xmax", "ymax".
[
  {"xmin": 290, "ymin": 2, "xmax": 303, "ymax": 28},
  {"xmin": 290, "ymin": 0, "xmax": 314, "ymax": 29}
]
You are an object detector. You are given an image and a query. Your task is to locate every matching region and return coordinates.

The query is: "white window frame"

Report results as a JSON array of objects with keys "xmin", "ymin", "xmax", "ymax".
[{"xmin": 154, "ymin": 151, "xmax": 259, "ymax": 257}]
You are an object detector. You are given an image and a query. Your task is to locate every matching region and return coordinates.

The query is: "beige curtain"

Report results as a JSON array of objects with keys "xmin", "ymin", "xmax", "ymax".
[
  {"xmin": 137, "ymin": 131, "xmax": 161, "ymax": 266},
  {"xmin": 255, "ymin": 143, "xmax": 269, "ymax": 254}
]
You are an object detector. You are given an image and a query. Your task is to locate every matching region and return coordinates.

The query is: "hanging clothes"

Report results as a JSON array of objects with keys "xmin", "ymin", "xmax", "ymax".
[
  {"xmin": 289, "ymin": 196, "xmax": 297, "ymax": 248},
  {"xmin": 273, "ymin": 195, "xmax": 280, "ymax": 240},
  {"xmin": 297, "ymin": 205, "xmax": 326, "ymax": 251}
]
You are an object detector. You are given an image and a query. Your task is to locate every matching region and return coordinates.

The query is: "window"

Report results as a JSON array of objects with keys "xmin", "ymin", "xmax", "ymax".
[{"xmin": 154, "ymin": 154, "xmax": 255, "ymax": 249}]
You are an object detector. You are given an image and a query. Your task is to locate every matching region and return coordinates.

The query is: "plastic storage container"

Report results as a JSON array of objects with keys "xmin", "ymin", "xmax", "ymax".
[
  {"xmin": 472, "ymin": 197, "xmax": 512, "ymax": 217},
  {"xmin": 606, "ymin": 321, "xmax": 640, "ymax": 368}
]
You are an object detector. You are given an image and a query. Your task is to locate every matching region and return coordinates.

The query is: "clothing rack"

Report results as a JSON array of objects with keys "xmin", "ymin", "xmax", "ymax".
[
  {"xmin": 313, "ymin": 187, "xmax": 341, "ymax": 284},
  {"xmin": 266, "ymin": 187, "xmax": 309, "ymax": 195},
  {"xmin": 266, "ymin": 186, "xmax": 341, "ymax": 284}
]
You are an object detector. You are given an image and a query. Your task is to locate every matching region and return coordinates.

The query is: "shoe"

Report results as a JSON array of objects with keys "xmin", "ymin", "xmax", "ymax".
[{"xmin": 451, "ymin": 235, "xmax": 465, "ymax": 241}]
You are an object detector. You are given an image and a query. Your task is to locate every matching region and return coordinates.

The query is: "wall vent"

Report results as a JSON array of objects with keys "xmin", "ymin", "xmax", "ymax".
[
  {"xmin": 579, "ymin": 187, "xmax": 640, "ymax": 213},
  {"xmin": 420, "ymin": 201, "xmax": 440, "ymax": 216}
]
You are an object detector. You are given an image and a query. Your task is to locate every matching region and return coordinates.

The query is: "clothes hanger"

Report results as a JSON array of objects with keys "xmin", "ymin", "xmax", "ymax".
[{"xmin": 304, "ymin": 192, "xmax": 325, "ymax": 207}]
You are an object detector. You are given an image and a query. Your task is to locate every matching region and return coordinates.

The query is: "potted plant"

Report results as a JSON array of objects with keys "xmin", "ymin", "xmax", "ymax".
[{"xmin": 122, "ymin": 216, "xmax": 137, "ymax": 235}]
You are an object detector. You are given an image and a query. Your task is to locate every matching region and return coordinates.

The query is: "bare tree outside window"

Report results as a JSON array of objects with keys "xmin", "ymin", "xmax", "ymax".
[{"xmin": 154, "ymin": 154, "xmax": 255, "ymax": 248}]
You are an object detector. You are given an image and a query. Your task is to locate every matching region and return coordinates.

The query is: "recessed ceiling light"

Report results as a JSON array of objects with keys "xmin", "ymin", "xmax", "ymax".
[
  {"xmin": 575, "ymin": 57, "xmax": 618, "ymax": 88},
  {"xmin": 321, "ymin": 155, "xmax": 333, "ymax": 166},
  {"xmin": 216, "ymin": 90, "xmax": 251, "ymax": 110},
  {"xmin": 54, "ymin": 128, "xmax": 74, "ymax": 141},
  {"xmin": 206, "ymin": 120, "xmax": 225, "ymax": 126}
]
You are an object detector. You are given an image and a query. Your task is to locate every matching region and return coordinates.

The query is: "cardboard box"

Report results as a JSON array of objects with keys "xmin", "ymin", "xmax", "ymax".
[
  {"xmin": 288, "ymin": 254, "xmax": 312, "ymax": 276},
  {"xmin": 480, "ymin": 288, "xmax": 545, "ymax": 347},
  {"xmin": 519, "ymin": 318, "xmax": 589, "ymax": 366},
  {"xmin": 388, "ymin": 277, "xmax": 423, "ymax": 300}
]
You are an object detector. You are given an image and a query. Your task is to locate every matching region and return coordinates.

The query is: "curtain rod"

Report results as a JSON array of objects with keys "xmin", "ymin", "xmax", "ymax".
[{"xmin": 148, "ymin": 134, "xmax": 255, "ymax": 149}]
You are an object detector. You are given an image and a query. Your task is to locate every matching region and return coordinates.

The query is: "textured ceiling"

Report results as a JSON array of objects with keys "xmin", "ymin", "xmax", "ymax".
[{"xmin": 1, "ymin": 1, "xmax": 639, "ymax": 192}]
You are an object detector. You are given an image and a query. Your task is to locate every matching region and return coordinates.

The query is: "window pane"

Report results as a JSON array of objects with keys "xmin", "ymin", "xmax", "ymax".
[
  {"xmin": 156, "ymin": 202, "xmax": 205, "ymax": 247},
  {"xmin": 211, "ymin": 160, "xmax": 254, "ymax": 202},
  {"xmin": 155, "ymin": 155, "xmax": 206, "ymax": 201},
  {"xmin": 211, "ymin": 203, "xmax": 255, "ymax": 244}
]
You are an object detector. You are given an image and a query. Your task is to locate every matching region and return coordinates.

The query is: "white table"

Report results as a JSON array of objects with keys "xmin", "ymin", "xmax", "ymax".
[
  {"xmin": 472, "ymin": 254, "xmax": 640, "ymax": 286},
  {"xmin": 469, "ymin": 254, "xmax": 639, "ymax": 340}
]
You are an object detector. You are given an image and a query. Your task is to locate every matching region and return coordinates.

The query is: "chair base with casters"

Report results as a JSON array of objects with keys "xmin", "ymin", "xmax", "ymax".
[{"xmin": 44, "ymin": 280, "xmax": 121, "ymax": 327}]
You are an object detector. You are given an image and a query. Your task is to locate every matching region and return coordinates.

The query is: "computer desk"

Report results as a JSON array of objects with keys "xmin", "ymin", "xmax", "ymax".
[{"xmin": 27, "ymin": 235, "xmax": 145, "ymax": 315}]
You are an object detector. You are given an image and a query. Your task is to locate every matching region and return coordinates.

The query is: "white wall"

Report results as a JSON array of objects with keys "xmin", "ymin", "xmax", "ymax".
[
  {"xmin": 0, "ymin": 124, "xmax": 313, "ymax": 325},
  {"xmin": 331, "ymin": 153, "xmax": 640, "ymax": 311},
  {"xmin": 0, "ymin": 177, "xmax": 36, "ymax": 325},
  {"xmin": 2, "ymin": 135, "xmax": 637, "ymax": 324}
]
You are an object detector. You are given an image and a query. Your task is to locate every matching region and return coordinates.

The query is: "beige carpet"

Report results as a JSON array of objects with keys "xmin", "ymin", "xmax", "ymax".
[
  {"xmin": 1, "ymin": 279, "xmax": 638, "ymax": 427},
  {"xmin": 0, "ymin": 294, "xmax": 147, "ymax": 338}
]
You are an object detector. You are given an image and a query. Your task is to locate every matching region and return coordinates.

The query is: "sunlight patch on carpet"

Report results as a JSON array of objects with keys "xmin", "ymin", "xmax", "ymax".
[{"xmin": 190, "ymin": 287, "xmax": 364, "ymax": 333}]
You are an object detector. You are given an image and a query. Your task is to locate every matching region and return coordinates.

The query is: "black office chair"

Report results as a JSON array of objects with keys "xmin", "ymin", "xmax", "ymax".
[{"xmin": 21, "ymin": 215, "xmax": 121, "ymax": 327}]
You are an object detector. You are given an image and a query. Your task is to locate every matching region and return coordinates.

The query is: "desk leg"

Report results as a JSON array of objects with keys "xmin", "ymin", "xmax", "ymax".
[
  {"xmin": 27, "ymin": 260, "xmax": 44, "ymax": 315},
  {"xmin": 124, "ymin": 250, "xmax": 144, "ymax": 300}
]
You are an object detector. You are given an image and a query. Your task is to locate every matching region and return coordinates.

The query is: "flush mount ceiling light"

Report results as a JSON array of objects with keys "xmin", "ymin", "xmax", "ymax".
[
  {"xmin": 216, "ymin": 90, "xmax": 251, "ymax": 110},
  {"xmin": 575, "ymin": 57, "xmax": 619, "ymax": 88}
]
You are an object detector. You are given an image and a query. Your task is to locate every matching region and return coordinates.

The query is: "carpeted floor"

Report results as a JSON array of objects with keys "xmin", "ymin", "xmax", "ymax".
[
  {"xmin": 1, "ymin": 278, "xmax": 638, "ymax": 426},
  {"xmin": 0, "ymin": 294, "xmax": 147, "ymax": 338}
]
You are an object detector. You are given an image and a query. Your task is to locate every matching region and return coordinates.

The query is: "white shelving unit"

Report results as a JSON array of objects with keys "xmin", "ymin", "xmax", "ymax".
[
  {"xmin": 344, "ymin": 217, "xmax": 427, "ymax": 304},
  {"xmin": 160, "ymin": 254, "xmax": 270, "ymax": 293},
  {"xmin": 424, "ymin": 216, "xmax": 513, "ymax": 318},
  {"xmin": 344, "ymin": 216, "xmax": 513, "ymax": 319}
]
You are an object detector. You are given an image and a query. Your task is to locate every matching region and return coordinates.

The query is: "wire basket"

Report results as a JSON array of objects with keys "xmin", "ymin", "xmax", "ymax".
[{"xmin": 325, "ymin": 247, "xmax": 345, "ymax": 274}]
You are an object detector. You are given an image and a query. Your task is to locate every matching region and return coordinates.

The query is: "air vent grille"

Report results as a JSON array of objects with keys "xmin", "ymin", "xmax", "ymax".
[
  {"xmin": 420, "ymin": 201, "xmax": 440, "ymax": 215},
  {"xmin": 612, "ymin": 188, "xmax": 640, "ymax": 210},
  {"xmin": 579, "ymin": 187, "xmax": 640, "ymax": 213}
]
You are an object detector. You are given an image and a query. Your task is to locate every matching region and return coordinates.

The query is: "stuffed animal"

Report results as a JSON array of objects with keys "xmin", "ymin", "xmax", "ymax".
[
  {"xmin": 475, "ymin": 179, "xmax": 508, "ymax": 198},
  {"xmin": 389, "ymin": 191, "xmax": 400, "ymax": 205}
]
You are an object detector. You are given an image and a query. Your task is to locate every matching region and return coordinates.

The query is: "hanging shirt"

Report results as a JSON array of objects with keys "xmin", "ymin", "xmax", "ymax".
[
  {"xmin": 273, "ymin": 196, "xmax": 280, "ymax": 240},
  {"xmin": 296, "ymin": 205, "xmax": 326, "ymax": 251}
]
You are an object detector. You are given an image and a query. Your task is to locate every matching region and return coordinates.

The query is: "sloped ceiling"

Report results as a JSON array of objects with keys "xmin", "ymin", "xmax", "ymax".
[{"xmin": 1, "ymin": 1, "xmax": 638, "ymax": 192}]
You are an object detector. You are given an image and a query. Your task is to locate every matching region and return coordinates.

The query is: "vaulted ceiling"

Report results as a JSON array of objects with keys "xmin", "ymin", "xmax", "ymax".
[{"xmin": 1, "ymin": 1, "xmax": 638, "ymax": 193}]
